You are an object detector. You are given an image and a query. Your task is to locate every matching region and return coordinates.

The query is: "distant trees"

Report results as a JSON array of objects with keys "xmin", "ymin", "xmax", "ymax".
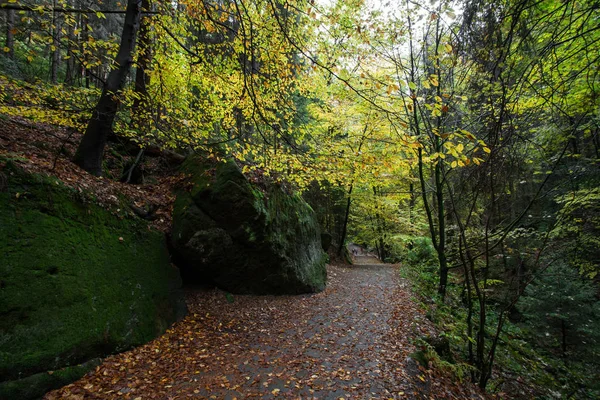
[{"xmin": 522, "ymin": 262, "xmax": 600, "ymax": 359}]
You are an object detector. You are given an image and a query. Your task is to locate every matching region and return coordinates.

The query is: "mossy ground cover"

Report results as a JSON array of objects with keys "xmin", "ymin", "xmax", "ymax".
[{"xmin": 0, "ymin": 159, "xmax": 185, "ymax": 399}]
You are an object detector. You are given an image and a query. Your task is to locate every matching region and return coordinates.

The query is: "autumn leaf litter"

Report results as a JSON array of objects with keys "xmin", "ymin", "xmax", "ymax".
[{"xmin": 45, "ymin": 259, "xmax": 488, "ymax": 400}]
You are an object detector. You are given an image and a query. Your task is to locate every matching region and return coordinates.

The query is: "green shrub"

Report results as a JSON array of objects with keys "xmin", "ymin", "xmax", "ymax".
[{"xmin": 406, "ymin": 236, "xmax": 436, "ymax": 265}]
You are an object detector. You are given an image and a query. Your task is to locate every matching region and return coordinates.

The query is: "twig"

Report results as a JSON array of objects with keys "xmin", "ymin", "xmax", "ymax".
[
  {"xmin": 122, "ymin": 148, "xmax": 144, "ymax": 184},
  {"xmin": 51, "ymin": 128, "xmax": 77, "ymax": 171}
]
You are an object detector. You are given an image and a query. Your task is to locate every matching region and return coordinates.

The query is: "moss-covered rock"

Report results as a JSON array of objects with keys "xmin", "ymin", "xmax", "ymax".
[
  {"xmin": 0, "ymin": 159, "xmax": 187, "ymax": 399},
  {"xmin": 0, "ymin": 358, "xmax": 102, "ymax": 400},
  {"xmin": 171, "ymin": 157, "xmax": 327, "ymax": 294}
]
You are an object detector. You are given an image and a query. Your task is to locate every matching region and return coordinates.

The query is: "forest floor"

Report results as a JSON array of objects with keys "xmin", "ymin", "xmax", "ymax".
[
  {"xmin": 0, "ymin": 116, "xmax": 180, "ymax": 232},
  {"xmin": 44, "ymin": 257, "xmax": 486, "ymax": 400}
]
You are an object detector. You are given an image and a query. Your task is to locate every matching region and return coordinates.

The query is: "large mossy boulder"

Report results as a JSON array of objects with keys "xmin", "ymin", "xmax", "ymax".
[
  {"xmin": 0, "ymin": 159, "xmax": 187, "ymax": 400},
  {"xmin": 171, "ymin": 157, "xmax": 327, "ymax": 294}
]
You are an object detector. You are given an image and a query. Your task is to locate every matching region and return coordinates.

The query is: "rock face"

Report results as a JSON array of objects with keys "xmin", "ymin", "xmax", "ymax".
[
  {"xmin": 171, "ymin": 157, "xmax": 327, "ymax": 294},
  {"xmin": 0, "ymin": 160, "xmax": 187, "ymax": 400}
]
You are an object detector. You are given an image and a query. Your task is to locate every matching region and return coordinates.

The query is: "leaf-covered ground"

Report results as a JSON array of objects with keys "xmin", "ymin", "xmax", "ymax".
[
  {"xmin": 44, "ymin": 257, "xmax": 486, "ymax": 399},
  {"xmin": 0, "ymin": 117, "xmax": 179, "ymax": 232}
]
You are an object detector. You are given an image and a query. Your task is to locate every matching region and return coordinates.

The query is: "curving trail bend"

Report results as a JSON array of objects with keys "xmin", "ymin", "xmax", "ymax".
[{"xmin": 46, "ymin": 258, "xmax": 478, "ymax": 399}]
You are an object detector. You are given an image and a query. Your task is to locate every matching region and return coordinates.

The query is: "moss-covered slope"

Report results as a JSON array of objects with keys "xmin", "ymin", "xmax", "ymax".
[
  {"xmin": 0, "ymin": 159, "xmax": 187, "ymax": 399},
  {"xmin": 171, "ymin": 157, "xmax": 327, "ymax": 294}
]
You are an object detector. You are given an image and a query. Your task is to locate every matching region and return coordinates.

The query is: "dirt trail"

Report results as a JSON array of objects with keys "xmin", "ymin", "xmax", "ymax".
[
  {"xmin": 45, "ymin": 262, "xmax": 469, "ymax": 399},
  {"xmin": 353, "ymin": 255, "xmax": 384, "ymax": 265}
]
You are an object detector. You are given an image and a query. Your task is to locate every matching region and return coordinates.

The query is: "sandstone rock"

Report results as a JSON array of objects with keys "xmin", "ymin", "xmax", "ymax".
[
  {"xmin": 0, "ymin": 160, "xmax": 186, "ymax": 400},
  {"xmin": 171, "ymin": 157, "xmax": 327, "ymax": 294}
]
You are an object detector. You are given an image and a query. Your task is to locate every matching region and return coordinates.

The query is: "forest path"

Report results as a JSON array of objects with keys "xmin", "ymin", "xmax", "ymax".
[
  {"xmin": 45, "ymin": 263, "xmax": 452, "ymax": 399},
  {"xmin": 353, "ymin": 255, "xmax": 384, "ymax": 265}
]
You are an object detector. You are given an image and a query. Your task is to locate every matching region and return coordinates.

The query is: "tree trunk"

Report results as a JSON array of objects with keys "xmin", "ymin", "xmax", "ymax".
[
  {"xmin": 64, "ymin": 0, "xmax": 76, "ymax": 85},
  {"xmin": 373, "ymin": 186, "xmax": 387, "ymax": 260},
  {"xmin": 81, "ymin": 15, "xmax": 89, "ymax": 87},
  {"xmin": 6, "ymin": 9, "xmax": 15, "ymax": 59},
  {"xmin": 337, "ymin": 184, "xmax": 353, "ymax": 256},
  {"xmin": 51, "ymin": 1, "xmax": 61, "ymax": 83},
  {"xmin": 74, "ymin": 0, "xmax": 142, "ymax": 175},
  {"xmin": 408, "ymin": 181, "xmax": 415, "ymax": 223},
  {"xmin": 435, "ymin": 159, "xmax": 449, "ymax": 299},
  {"xmin": 418, "ymin": 146, "xmax": 449, "ymax": 300},
  {"xmin": 132, "ymin": 0, "xmax": 152, "ymax": 128}
]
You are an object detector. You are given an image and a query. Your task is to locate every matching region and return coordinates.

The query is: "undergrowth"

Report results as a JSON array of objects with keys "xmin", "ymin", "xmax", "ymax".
[{"xmin": 399, "ymin": 235, "xmax": 599, "ymax": 399}]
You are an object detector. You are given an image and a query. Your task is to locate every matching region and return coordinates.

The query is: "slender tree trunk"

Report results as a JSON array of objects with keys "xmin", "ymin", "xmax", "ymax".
[
  {"xmin": 132, "ymin": 0, "xmax": 151, "ymax": 126},
  {"xmin": 432, "ymin": 15, "xmax": 449, "ymax": 299},
  {"xmin": 418, "ymin": 147, "xmax": 448, "ymax": 299},
  {"xmin": 64, "ymin": 0, "xmax": 76, "ymax": 85},
  {"xmin": 373, "ymin": 186, "xmax": 387, "ymax": 260},
  {"xmin": 407, "ymin": 3, "xmax": 449, "ymax": 300},
  {"xmin": 476, "ymin": 223, "xmax": 490, "ymax": 387},
  {"xmin": 51, "ymin": 1, "xmax": 61, "ymax": 83},
  {"xmin": 378, "ymin": 237, "xmax": 385, "ymax": 260},
  {"xmin": 461, "ymin": 239, "xmax": 476, "ymax": 381},
  {"xmin": 65, "ymin": 38, "xmax": 76, "ymax": 84},
  {"xmin": 418, "ymin": 166, "xmax": 449, "ymax": 300},
  {"xmin": 81, "ymin": 15, "xmax": 89, "ymax": 88},
  {"xmin": 121, "ymin": 0, "xmax": 152, "ymax": 180},
  {"xmin": 435, "ymin": 159, "xmax": 449, "ymax": 298},
  {"xmin": 336, "ymin": 126, "xmax": 369, "ymax": 256},
  {"xmin": 408, "ymin": 181, "xmax": 415, "ymax": 223},
  {"xmin": 6, "ymin": 9, "xmax": 15, "ymax": 59},
  {"xmin": 337, "ymin": 184, "xmax": 353, "ymax": 256},
  {"xmin": 74, "ymin": 0, "xmax": 142, "ymax": 175}
]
